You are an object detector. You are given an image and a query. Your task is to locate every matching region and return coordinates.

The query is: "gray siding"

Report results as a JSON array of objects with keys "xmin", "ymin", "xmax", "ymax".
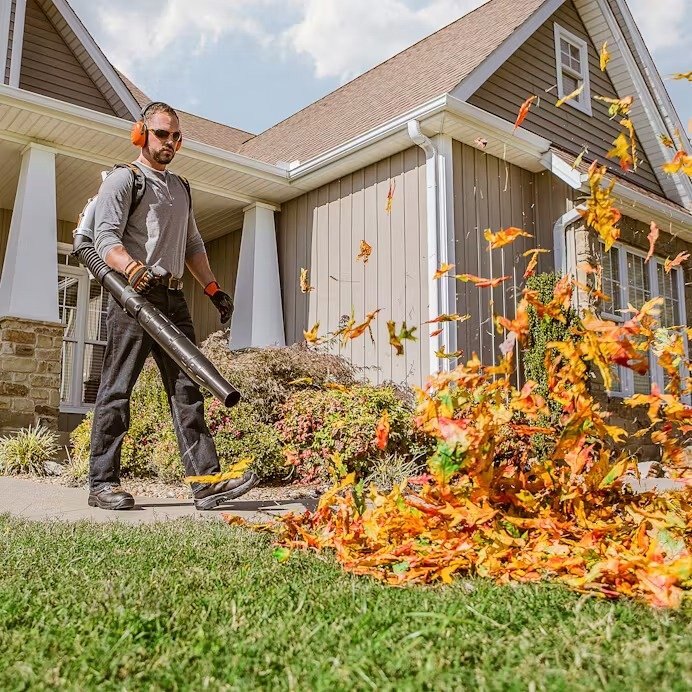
[
  {"xmin": 279, "ymin": 146, "xmax": 430, "ymax": 386},
  {"xmin": 183, "ymin": 230, "xmax": 242, "ymax": 344},
  {"xmin": 453, "ymin": 141, "xmax": 556, "ymax": 369},
  {"xmin": 19, "ymin": 0, "xmax": 117, "ymax": 115},
  {"xmin": 468, "ymin": 0, "xmax": 663, "ymax": 196}
]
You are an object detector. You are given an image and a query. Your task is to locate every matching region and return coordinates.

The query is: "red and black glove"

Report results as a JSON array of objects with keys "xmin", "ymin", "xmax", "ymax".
[
  {"xmin": 204, "ymin": 281, "xmax": 234, "ymax": 324},
  {"xmin": 125, "ymin": 261, "xmax": 169, "ymax": 295}
]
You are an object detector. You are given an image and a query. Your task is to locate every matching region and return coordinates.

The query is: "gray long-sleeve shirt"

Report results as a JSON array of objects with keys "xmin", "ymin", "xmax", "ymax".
[{"xmin": 94, "ymin": 161, "xmax": 206, "ymax": 279}]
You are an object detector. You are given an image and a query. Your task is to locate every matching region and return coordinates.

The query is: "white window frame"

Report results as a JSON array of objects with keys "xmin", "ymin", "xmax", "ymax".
[
  {"xmin": 598, "ymin": 240, "xmax": 688, "ymax": 399},
  {"xmin": 554, "ymin": 23, "xmax": 592, "ymax": 116},
  {"xmin": 57, "ymin": 243, "xmax": 108, "ymax": 414}
]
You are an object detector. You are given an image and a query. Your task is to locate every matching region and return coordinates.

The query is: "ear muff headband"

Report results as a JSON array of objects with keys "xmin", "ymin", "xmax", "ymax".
[{"xmin": 129, "ymin": 102, "xmax": 182, "ymax": 151}]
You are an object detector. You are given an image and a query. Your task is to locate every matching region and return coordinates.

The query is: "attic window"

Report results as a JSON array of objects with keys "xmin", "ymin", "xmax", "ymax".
[{"xmin": 553, "ymin": 23, "xmax": 592, "ymax": 116}]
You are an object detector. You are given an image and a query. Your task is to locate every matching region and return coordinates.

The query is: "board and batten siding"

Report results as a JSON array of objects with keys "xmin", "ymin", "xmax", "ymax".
[
  {"xmin": 452, "ymin": 141, "xmax": 562, "ymax": 370},
  {"xmin": 279, "ymin": 146, "xmax": 430, "ymax": 386},
  {"xmin": 467, "ymin": 0, "xmax": 663, "ymax": 197},
  {"xmin": 18, "ymin": 0, "xmax": 117, "ymax": 115},
  {"xmin": 183, "ymin": 230, "xmax": 242, "ymax": 344}
]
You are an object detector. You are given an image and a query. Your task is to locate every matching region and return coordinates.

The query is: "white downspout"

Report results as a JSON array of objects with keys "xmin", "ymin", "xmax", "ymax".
[
  {"xmin": 553, "ymin": 206, "xmax": 585, "ymax": 277},
  {"xmin": 408, "ymin": 119, "xmax": 454, "ymax": 377}
]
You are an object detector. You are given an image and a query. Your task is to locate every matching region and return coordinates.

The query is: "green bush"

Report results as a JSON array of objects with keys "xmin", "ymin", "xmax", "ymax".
[
  {"xmin": 0, "ymin": 425, "xmax": 60, "ymax": 476},
  {"xmin": 275, "ymin": 386, "xmax": 433, "ymax": 482}
]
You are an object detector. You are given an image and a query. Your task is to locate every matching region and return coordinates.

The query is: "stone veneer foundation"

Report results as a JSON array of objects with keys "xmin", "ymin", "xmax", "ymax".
[{"xmin": 0, "ymin": 317, "xmax": 63, "ymax": 434}]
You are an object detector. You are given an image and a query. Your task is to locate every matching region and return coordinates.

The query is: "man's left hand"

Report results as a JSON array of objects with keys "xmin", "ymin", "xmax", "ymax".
[{"xmin": 204, "ymin": 282, "xmax": 234, "ymax": 324}]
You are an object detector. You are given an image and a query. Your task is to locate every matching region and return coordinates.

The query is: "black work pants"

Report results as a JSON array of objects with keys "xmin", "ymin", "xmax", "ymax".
[{"xmin": 89, "ymin": 286, "xmax": 220, "ymax": 490}]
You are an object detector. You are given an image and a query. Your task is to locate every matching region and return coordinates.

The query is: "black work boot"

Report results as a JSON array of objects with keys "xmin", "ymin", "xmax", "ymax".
[
  {"xmin": 193, "ymin": 471, "xmax": 259, "ymax": 511},
  {"xmin": 88, "ymin": 485, "xmax": 135, "ymax": 510}
]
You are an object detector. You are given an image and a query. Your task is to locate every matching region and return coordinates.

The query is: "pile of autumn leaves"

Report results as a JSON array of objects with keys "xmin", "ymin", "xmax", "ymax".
[{"xmin": 227, "ymin": 278, "xmax": 691, "ymax": 608}]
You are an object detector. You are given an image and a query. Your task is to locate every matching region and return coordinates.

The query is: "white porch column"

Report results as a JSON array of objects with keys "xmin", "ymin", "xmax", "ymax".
[
  {"xmin": 229, "ymin": 202, "xmax": 285, "ymax": 349},
  {"xmin": 0, "ymin": 144, "xmax": 59, "ymax": 323}
]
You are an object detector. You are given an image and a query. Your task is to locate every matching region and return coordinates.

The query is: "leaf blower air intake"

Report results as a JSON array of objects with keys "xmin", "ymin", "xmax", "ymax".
[{"xmin": 72, "ymin": 197, "xmax": 240, "ymax": 408}]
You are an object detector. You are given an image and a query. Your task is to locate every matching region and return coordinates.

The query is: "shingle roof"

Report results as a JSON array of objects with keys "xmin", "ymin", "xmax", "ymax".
[
  {"xmin": 117, "ymin": 71, "xmax": 255, "ymax": 153},
  {"xmin": 238, "ymin": 0, "xmax": 548, "ymax": 165}
]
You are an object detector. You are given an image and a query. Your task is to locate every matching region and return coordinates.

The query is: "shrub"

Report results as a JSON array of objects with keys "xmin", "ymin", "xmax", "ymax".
[
  {"xmin": 208, "ymin": 400, "xmax": 286, "ymax": 480},
  {"xmin": 276, "ymin": 386, "xmax": 433, "ymax": 482},
  {"xmin": 200, "ymin": 333, "xmax": 358, "ymax": 422},
  {"xmin": 0, "ymin": 425, "xmax": 60, "ymax": 476}
]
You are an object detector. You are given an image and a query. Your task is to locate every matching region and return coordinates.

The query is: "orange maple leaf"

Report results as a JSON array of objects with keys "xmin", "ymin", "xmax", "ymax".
[
  {"xmin": 456, "ymin": 274, "xmax": 511, "ymax": 288},
  {"xmin": 433, "ymin": 263, "xmax": 455, "ymax": 280},
  {"xmin": 375, "ymin": 410, "xmax": 390, "ymax": 450},
  {"xmin": 514, "ymin": 95, "xmax": 537, "ymax": 130},
  {"xmin": 483, "ymin": 227, "xmax": 533, "ymax": 250},
  {"xmin": 645, "ymin": 222, "xmax": 659, "ymax": 264},
  {"xmin": 356, "ymin": 240, "xmax": 372, "ymax": 263},
  {"xmin": 664, "ymin": 252, "xmax": 690, "ymax": 273}
]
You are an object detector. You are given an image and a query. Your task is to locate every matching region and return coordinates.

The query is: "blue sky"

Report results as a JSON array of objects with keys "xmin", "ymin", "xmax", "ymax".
[{"xmin": 68, "ymin": 0, "xmax": 691, "ymax": 137}]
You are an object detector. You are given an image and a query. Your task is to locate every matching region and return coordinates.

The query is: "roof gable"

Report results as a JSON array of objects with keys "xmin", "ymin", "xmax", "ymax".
[
  {"xmin": 238, "ymin": 0, "xmax": 549, "ymax": 165},
  {"xmin": 3, "ymin": 0, "xmax": 140, "ymax": 118}
]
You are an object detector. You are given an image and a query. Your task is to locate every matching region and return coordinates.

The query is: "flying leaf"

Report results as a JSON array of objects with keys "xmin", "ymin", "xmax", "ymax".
[
  {"xmin": 599, "ymin": 41, "xmax": 610, "ymax": 71},
  {"xmin": 645, "ymin": 222, "xmax": 659, "ymax": 264},
  {"xmin": 556, "ymin": 84, "xmax": 585, "ymax": 108},
  {"xmin": 344, "ymin": 309, "xmax": 381, "ymax": 343},
  {"xmin": 425, "ymin": 313, "xmax": 471, "ymax": 324},
  {"xmin": 607, "ymin": 132, "xmax": 634, "ymax": 171},
  {"xmin": 303, "ymin": 322, "xmax": 320, "ymax": 344},
  {"xmin": 579, "ymin": 163, "xmax": 621, "ymax": 251},
  {"xmin": 457, "ymin": 273, "xmax": 511, "ymax": 289},
  {"xmin": 572, "ymin": 146, "xmax": 588, "ymax": 170},
  {"xmin": 670, "ymin": 72, "xmax": 692, "ymax": 81},
  {"xmin": 287, "ymin": 377, "xmax": 314, "ymax": 386},
  {"xmin": 594, "ymin": 95, "xmax": 633, "ymax": 118},
  {"xmin": 385, "ymin": 180, "xmax": 396, "ymax": 214},
  {"xmin": 664, "ymin": 252, "xmax": 690, "ymax": 273},
  {"xmin": 435, "ymin": 345, "xmax": 464, "ymax": 359},
  {"xmin": 429, "ymin": 328, "xmax": 443, "ymax": 338},
  {"xmin": 483, "ymin": 227, "xmax": 533, "ymax": 250},
  {"xmin": 663, "ymin": 150, "xmax": 692, "ymax": 176},
  {"xmin": 514, "ymin": 95, "xmax": 537, "ymax": 130},
  {"xmin": 299, "ymin": 267, "xmax": 314, "ymax": 293},
  {"xmin": 185, "ymin": 458, "xmax": 252, "ymax": 485},
  {"xmin": 456, "ymin": 274, "xmax": 511, "ymax": 288},
  {"xmin": 474, "ymin": 137, "xmax": 488, "ymax": 150},
  {"xmin": 433, "ymin": 263, "xmax": 455, "ymax": 280},
  {"xmin": 356, "ymin": 240, "xmax": 372, "ymax": 263},
  {"xmin": 375, "ymin": 410, "xmax": 390, "ymax": 450},
  {"xmin": 659, "ymin": 133, "xmax": 675, "ymax": 149},
  {"xmin": 387, "ymin": 320, "xmax": 417, "ymax": 355},
  {"xmin": 523, "ymin": 248, "xmax": 550, "ymax": 279}
]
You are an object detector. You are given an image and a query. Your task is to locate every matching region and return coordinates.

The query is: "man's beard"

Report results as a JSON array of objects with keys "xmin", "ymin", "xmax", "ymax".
[{"xmin": 152, "ymin": 147, "xmax": 174, "ymax": 164}]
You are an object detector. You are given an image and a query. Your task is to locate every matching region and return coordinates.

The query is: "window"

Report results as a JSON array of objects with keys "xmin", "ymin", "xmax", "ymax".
[
  {"xmin": 597, "ymin": 241, "xmax": 687, "ymax": 397},
  {"xmin": 554, "ymin": 23, "xmax": 592, "ymax": 115},
  {"xmin": 57, "ymin": 246, "xmax": 110, "ymax": 412}
]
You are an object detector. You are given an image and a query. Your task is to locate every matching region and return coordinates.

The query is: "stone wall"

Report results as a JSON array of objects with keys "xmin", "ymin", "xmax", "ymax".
[{"xmin": 0, "ymin": 317, "xmax": 63, "ymax": 434}]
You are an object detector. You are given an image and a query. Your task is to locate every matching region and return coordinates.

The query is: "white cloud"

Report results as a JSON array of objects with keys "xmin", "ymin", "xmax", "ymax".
[
  {"xmin": 282, "ymin": 0, "xmax": 487, "ymax": 82},
  {"xmin": 628, "ymin": 0, "xmax": 688, "ymax": 52}
]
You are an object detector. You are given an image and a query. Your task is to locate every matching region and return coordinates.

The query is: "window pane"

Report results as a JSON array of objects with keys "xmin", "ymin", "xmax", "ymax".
[
  {"xmin": 562, "ymin": 73, "xmax": 579, "ymax": 96},
  {"xmin": 625, "ymin": 252, "xmax": 650, "ymax": 309},
  {"xmin": 600, "ymin": 244, "xmax": 622, "ymax": 315},
  {"xmin": 60, "ymin": 341, "xmax": 75, "ymax": 404},
  {"xmin": 86, "ymin": 280, "xmax": 110, "ymax": 342},
  {"xmin": 656, "ymin": 264, "xmax": 680, "ymax": 327},
  {"xmin": 82, "ymin": 344, "xmax": 106, "ymax": 405},
  {"xmin": 58, "ymin": 274, "xmax": 79, "ymax": 339}
]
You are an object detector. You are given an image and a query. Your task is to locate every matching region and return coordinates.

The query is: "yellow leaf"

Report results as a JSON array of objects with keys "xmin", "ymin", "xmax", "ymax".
[
  {"xmin": 299, "ymin": 267, "xmax": 314, "ymax": 293},
  {"xmin": 303, "ymin": 322, "xmax": 320, "ymax": 344},
  {"xmin": 599, "ymin": 41, "xmax": 610, "ymax": 71},
  {"xmin": 433, "ymin": 263, "xmax": 455, "ymax": 280},
  {"xmin": 483, "ymin": 227, "xmax": 533, "ymax": 250},
  {"xmin": 185, "ymin": 458, "xmax": 252, "ymax": 485},
  {"xmin": 356, "ymin": 240, "xmax": 372, "ymax": 263},
  {"xmin": 556, "ymin": 84, "xmax": 585, "ymax": 108}
]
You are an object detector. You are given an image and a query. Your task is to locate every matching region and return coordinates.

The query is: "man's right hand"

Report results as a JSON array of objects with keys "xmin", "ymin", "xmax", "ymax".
[{"xmin": 125, "ymin": 261, "xmax": 159, "ymax": 294}]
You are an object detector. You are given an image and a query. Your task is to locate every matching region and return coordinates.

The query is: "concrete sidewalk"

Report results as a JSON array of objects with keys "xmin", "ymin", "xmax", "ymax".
[{"xmin": 0, "ymin": 477, "xmax": 316, "ymax": 524}]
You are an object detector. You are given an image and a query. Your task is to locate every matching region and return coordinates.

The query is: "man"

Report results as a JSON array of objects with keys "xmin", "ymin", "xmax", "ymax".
[{"xmin": 88, "ymin": 101, "xmax": 258, "ymax": 511}]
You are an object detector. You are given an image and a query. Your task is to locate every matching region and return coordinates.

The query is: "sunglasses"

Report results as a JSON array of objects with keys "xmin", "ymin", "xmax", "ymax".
[{"xmin": 150, "ymin": 128, "xmax": 182, "ymax": 143}]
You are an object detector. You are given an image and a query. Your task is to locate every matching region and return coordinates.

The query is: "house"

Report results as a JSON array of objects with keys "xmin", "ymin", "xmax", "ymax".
[{"xmin": 0, "ymin": 0, "xmax": 690, "ymax": 438}]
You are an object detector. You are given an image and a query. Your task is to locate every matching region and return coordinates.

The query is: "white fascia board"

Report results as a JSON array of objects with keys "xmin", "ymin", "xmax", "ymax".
[
  {"xmin": 288, "ymin": 95, "xmax": 448, "ymax": 180},
  {"xmin": 451, "ymin": 0, "xmax": 566, "ymax": 101},
  {"xmin": 50, "ymin": 0, "xmax": 142, "ymax": 119},
  {"xmin": 539, "ymin": 151, "xmax": 583, "ymax": 189},
  {"xmin": 444, "ymin": 95, "xmax": 551, "ymax": 157},
  {"xmin": 0, "ymin": 0, "xmax": 11, "ymax": 85},
  {"xmin": 0, "ymin": 84, "xmax": 290, "ymax": 184}
]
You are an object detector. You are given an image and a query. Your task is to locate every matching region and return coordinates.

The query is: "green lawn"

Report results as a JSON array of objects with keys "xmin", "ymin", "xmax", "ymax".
[{"xmin": 0, "ymin": 516, "xmax": 690, "ymax": 691}]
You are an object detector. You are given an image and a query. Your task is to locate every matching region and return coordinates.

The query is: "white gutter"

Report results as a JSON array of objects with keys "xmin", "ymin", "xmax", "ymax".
[{"xmin": 407, "ymin": 120, "xmax": 455, "ymax": 376}]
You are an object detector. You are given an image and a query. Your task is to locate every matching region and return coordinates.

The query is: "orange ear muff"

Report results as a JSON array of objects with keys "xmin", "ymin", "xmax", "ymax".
[{"xmin": 130, "ymin": 120, "xmax": 147, "ymax": 147}]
